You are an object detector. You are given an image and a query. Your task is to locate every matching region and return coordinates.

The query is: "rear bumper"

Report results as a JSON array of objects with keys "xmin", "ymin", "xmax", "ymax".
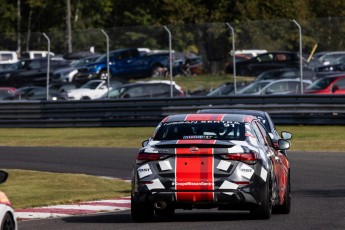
[{"xmin": 132, "ymin": 189, "xmax": 259, "ymax": 210}]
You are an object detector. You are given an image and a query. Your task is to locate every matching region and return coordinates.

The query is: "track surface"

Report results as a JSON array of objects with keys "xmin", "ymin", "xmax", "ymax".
[{"xmin": 0, "ymin": 147, "xmax": 344, "ymax": 230}]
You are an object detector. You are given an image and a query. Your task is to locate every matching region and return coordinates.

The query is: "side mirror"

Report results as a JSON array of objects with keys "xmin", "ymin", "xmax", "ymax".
[
  {"xmin": 281, "ymin": 131, "xmax": 292, "ymax": 140},
  {"xmin": 332, "ymin": 85, "xmax": 340, "ymax": 93},
  {"xmin": 142, "ymin": 140, "xmax": 149, "ymax": 147},
  {"xmin": 278, "ymin": 139, "xmax": 291, "ymax": 150},
  {"xmin": 0, "ymin": 170, "xmax": 8, "ymax": 184}
]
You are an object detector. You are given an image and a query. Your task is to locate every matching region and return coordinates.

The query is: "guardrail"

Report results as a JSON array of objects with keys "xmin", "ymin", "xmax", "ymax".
[{"xmin": 0, "ymin": 95, "xmax": 345, "ymax": 127}]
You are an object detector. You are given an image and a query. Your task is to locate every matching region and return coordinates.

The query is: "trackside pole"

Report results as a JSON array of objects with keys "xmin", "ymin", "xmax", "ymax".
[
  {"xmin": 101, "ymin": 29, "xmax": 110, "ymax": 99},
  {"xmin": 292, "ymin": 19, "xmax": 304, "ymax": 94},
  {"xmin": 226, "ymin": 23, "xmax": 237, "ymax": 94},
  {"xmin": 42, "ymin": 33, "xmax": 50, "ymax": 100},
  {"xmin": 164, "ymin": 25, "xmax": 173, "ymax": 98}
]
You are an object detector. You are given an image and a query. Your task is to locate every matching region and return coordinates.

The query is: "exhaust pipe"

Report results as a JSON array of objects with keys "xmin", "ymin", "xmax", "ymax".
[{"xmin": 154, "ymin": 201, "xmax": 167, "ymax": 210}]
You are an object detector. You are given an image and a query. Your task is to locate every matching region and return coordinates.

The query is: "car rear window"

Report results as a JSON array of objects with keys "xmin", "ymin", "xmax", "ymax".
[{"xmin": 153, "ymin": 121, "xmax": 245, "ymax": 141}]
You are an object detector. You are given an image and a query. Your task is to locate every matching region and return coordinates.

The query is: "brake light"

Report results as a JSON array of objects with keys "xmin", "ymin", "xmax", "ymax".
[
  {"xmin": 136, "ymin": 153, "xmax": 167, "ymax": 162},
  {"xmin": 0, "ymin": 192, "xmax": 11, "ymax": 206},
  {"xmin": 225, "ymin": 152, "xmax": 259, "ymax": 164}
]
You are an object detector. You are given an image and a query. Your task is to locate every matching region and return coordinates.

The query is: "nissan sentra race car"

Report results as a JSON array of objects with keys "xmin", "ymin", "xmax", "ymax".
[{"xmin": 131, "ymin": 113, "xmax": 291, "ymax": 222}]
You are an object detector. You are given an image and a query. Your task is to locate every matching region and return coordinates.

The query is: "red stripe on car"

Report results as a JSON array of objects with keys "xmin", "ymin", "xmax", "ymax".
[
  {"xmin": 175, "ymin": 147, "xmax": 214, "ymax": 202},
  {"xmin": 185, "ymin": 114, "xmax": 225, "ymax": 121},
  {"xmin": 177, "ymin": 140, "xmax": 216, "ymax": 145}
]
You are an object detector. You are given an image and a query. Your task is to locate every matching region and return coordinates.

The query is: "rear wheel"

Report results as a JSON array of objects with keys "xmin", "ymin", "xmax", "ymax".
[
  {"xmin": 250, "ymin": 177, "xmax": 273, "ymax": 219},
  {"xmin": 131, "ymin": 196, "xmax": 154, "ymax": 222}
]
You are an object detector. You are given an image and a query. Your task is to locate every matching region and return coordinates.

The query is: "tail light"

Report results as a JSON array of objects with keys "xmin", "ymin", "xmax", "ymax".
[
  {"xmin": 136, "ymin": 152, "xmax": 168, "ymax": 163},
  {"xmin": 224, "ymin": 152, "xmax": 259, "ymax": 164},
  {"xmin": 0, "ymin": 192, "xmax": 12, "ymax": 206}
]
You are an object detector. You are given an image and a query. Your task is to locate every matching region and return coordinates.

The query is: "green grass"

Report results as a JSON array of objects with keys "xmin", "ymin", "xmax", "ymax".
[
  {"xmin": 0, "ymin": 126, "xmax": 344, "ymax": 152},
  {"xmin": 0, "ymin": 169, "xmax": 131, "ymax": 209}
]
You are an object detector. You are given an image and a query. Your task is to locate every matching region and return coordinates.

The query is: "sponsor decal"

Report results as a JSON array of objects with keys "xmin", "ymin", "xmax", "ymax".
[
  {"xmin": 216, "ymin": 160, "xmax": 231, "ymax": 172},
  {"xmin": 240, "ymin": 164, "xmax": 254, "ymax": 179},
  {"xmin": 137, "ymin": 164, "xmax": 152, "ymax": 179},
  {"xmin": 227, "ymin": 145, "xmax": 244, "ymax": 154},
  {"xmin": 174, "ymin": 182, "xmax": 213, "ymax": 186},
  {"xmin": 183, "ymin": 135, "xmax": 212, "ymax": 139}
]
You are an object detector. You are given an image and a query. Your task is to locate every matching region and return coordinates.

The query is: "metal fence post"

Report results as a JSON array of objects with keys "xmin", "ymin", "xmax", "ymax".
[
  {"xmin": 292, "ymin": 19, "xmax": 303, "ymax": 94},
  {"xmin": 226, "ymin": 23, "xmax": 237, "ymax": 94},
  {"xmin": 164, "ymin": 25, "xmax": 173, "ymax": 98},
  {"xmin": 42, "ymin": 33, "xmax": 50, "ymax": 100},
  {"xmin": 101, "ymin": 29, "xmax": 110, "ymax": 99}
]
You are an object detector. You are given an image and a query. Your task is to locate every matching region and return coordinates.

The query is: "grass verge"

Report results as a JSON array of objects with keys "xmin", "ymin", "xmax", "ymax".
[{"xmin": 1, "ymin": 169, "xmax": 131, "ymax": 209}]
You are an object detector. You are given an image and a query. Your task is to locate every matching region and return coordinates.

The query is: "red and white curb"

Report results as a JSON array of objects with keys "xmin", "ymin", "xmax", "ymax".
[{"xmin": 15, "ymin": 197, "xmax": 131, "ymax": 220}]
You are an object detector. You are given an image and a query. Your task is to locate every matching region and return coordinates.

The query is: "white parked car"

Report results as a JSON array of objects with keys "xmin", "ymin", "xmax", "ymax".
[
  {"xmin": 67, "ymin": 79, "xmax": 122, "ymax": 100},
  {"xmin": 0, "ymin": 170, "xmax": 17, "ymax": 230}
]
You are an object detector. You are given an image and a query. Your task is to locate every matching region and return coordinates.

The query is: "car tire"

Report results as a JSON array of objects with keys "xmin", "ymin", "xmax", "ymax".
[
  {"xmin": 98, "ymin": 70, "xmax": 109, "ymax": 80},
  {"xmin": 155, "ymin": 205, "xmax": 175, "ymax": 218},
  {"xmin": 1, "ymin": 212, "xmax": 15, "ymax": 230},
  {"xmin": 250, "ymin": 176, "xmax": 272, "ymax": 219},
  {"xmin": 131, "ymin": 196, "xmax": 154, "ymax": 222},
  {"xmin": 151, "ymin": 65, "xmax": 165, "ymax": 78},
  {"xmin": 273, "ymin": 171, "xmax": 291, "ymax": 214}
]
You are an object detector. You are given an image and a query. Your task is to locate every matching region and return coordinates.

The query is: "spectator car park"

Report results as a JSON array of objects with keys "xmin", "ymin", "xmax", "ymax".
[
  {"xmin": 131, "ymin": 113, "xmax": 291, "ymax": 221},
  {"xmin": 0, "ymin": 170, "xmax": 17, "ymax": 230},
  {"xmin": 99, "ymin": 80, "xmax": 185, "ymax": 99}
]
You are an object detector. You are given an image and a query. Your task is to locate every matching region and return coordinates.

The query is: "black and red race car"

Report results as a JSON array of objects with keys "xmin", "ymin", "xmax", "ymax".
[{"xmin": 131, "ymin": 113, "xmax": 291, "ymax": 222}]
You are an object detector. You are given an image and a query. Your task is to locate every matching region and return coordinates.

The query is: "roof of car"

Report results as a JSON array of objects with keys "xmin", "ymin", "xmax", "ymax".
[{"xmin": 162, "ymin": 113, "xmax": 257, "ymax": 123}]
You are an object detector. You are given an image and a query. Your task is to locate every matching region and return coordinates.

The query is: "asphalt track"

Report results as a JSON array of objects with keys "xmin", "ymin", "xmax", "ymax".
[{"xmin": 0, "ymin": 147, "xmax": 345, "ymax": 230}]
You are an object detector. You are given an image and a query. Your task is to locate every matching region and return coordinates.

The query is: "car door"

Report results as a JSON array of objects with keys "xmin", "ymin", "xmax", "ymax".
[{"xmin": 255, "ymin": 121, "xmax": 288, "ymax": 201}]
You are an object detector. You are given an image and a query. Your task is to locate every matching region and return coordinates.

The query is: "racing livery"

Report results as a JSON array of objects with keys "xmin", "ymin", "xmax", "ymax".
[{"xmin": 131, "ymin": 113, "xmax": 291, "ymax": 222}]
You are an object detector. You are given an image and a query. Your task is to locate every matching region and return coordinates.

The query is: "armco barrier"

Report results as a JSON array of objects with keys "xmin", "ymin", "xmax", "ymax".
[{"xmin": 0, "ymin": 95, "xmax": 345, "ymax": 127}]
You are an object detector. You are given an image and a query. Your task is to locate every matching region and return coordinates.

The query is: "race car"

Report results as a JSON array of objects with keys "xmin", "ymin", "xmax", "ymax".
[
  {"xmin": 131, "ymin": 113, "xmax": 291, "ymax": 222},
  {"xmin": 196, "ymin": 109, "xmax": 292, "ymax": 156}
]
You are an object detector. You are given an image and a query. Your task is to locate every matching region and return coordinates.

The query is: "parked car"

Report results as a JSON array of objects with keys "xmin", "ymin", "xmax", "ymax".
[
  {"xmin": 237, "ymin": 79, "xmax": 312, "ymax": 95},
  {"xmin": 6, "ymin": 86, "xmax": 68, "ymax": 100},
  {"xmin": 0, "ymin": 58, "xmax": 70, "ymax": 87},
  {"xmin": 74, "ymin": 48, "xmax": 170, "ymax": 84},
  {"xmin": 206, "ymin": 81, "xmax": 249, "ymax": 96},
  {"xmin": 255, "ymin": 67, "xmax": 317, "ymax": 82},
  {"xmin": 52, "ymin": 54, "xmax": 101, "ymax": 83},
  {"xmin": 0, "ymin": 87, "xmax": 16, "ymax": 100},
  {"xmin": 67, "ymin": 79, "xmax": 122, "ymax": 100},
  {"xmin": 304, "ymin": 74, "xmax": 345, "ymax": 94},
  {"xmin": 21, "ymin": 50, "xmax": 55, "ymax": 59},
  {"xmin": 99, "ymin": 80, "xmax": 185, "ymax": 99},
  {"xmin": 131, "ymin": 113, "xmax": 291, "ymax": 221},
  {"xmin": 0, "ymin": 170, "xmax": 18, "ymax": 230},
  {"xmin": 225, "ymin": 51, "xmax": 305, "ymax": 76}
]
